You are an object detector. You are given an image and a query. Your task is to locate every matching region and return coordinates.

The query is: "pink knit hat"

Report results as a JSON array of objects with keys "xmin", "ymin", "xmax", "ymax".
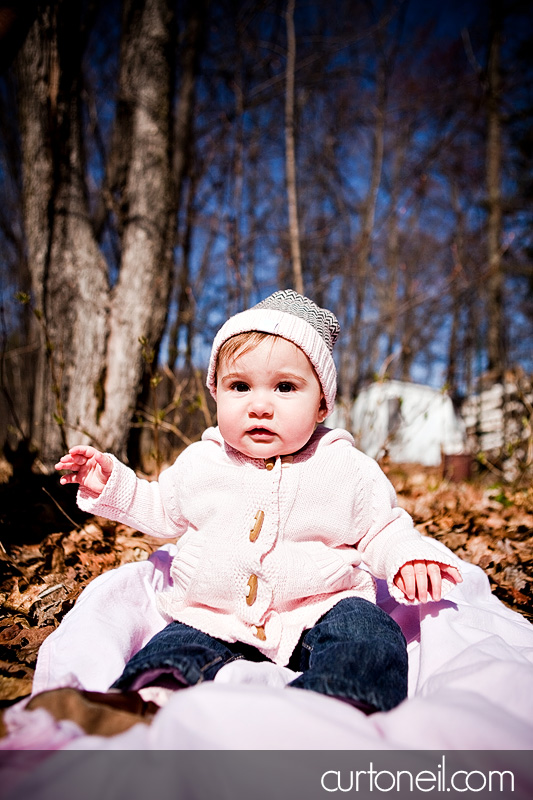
[{"xmin": 206, "ymin": 289, "xmax": 340, "ymax": 415}]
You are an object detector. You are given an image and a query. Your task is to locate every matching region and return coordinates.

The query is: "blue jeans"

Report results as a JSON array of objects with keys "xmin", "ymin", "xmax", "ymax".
[{"xmin": 111, "ymin": 597, "xmax": 408, "ymax": 712}]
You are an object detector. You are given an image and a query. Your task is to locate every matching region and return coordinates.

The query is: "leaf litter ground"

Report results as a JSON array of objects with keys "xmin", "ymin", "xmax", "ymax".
[{"xmin": 0, "ymin": 459, "xmax": 532, "ymax": 709}]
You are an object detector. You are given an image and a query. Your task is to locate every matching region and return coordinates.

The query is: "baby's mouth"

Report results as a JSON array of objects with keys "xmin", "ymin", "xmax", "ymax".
[{"xmin": 247, "ymin": 427, "xmax": 275, "ymax": 436}]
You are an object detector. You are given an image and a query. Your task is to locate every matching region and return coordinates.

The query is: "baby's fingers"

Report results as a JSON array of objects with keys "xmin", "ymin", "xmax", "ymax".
[
  {"xmin": 414, "ymin": 562, "xmax": 429, "ymax": 603},
  {"xmin": 59, "ymin": 471, "xmax": 81, "ymax": 486},
  {"xmin": 427, "ymin": 563, "xmax": 443, "ymax": 602},
  {"xmin": 68, "ymin": 445, "xmax": 101, "ymax": 460},
  {"xmin": 394, "ymin": 572, "xmax": 407, "ymax": 596},
  {"xmin": 441, "ymin": 565, "xmax": 463, "ymax": 585},
  {"xmin": 69, "ymin": 446, "xmax": 112, "ymax": 475},
  {"xmin": 55, "ymin": 456, "xmax": 77, "ymax": 472},
  {"xmin": 55, "ymin": 453, "xmax": 86, "ymax": 471},
  {"xmin": 396, "ymin": 563, "xmax": 416, "ymax": 601}
]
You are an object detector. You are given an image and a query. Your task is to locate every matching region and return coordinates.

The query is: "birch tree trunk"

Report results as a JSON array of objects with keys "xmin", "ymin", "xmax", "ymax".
[
  {"xmin": 447, "ymin": 183, "xmax": 465, "ymax": 395},
  {"xmin": 485, "ymin": 0, "xmax": 506, "ymax": 383},
  {"xmin": 95, "ymin": 0, "xmax": 174, "ymax": 459},
  {"xmin": 383, "ymin": 142, "xmax": 405, "ymax": 372},
  {"xmin": 17, "ymin": 2, "xmax": 109, "ymax": 466},
  {"xmin": 284, "ymin": 0, "xmax": 304, "ymax": 295},
  {"xmin": 16, "ymin": 0, "xmax": 184, "ymax": 466},
  {"xmin": 168, "ymin": 0, "xmax": 205, "ymax": 369},
  {"xmin": 342, "ymin": 59, "xmax": 386, "ymax": 395}
]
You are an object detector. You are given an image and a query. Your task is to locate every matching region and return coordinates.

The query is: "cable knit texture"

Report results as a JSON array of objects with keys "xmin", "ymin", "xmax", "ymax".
[{"xmin": 77, "ymin": 426, "xmax": 460, "ymax": 666}]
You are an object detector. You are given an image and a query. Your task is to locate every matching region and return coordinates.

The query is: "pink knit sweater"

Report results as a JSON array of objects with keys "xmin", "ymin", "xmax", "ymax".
[{"xmin": 77, "ymin": 425, "xmax": 459, "ymax": 666}]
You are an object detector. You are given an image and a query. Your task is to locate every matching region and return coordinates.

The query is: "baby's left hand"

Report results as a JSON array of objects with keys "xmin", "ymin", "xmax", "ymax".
[{"xmin": 394, "ymin": 560, "xmax": 463, "ymax": 603}]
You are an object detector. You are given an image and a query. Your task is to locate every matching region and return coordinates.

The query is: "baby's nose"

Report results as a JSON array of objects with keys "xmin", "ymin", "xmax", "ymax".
[{"xmin": 248, "ymin": 391, "xmax": 273, "ymax": 417}]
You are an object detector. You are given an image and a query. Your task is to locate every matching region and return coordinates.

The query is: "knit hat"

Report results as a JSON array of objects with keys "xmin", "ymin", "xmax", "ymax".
[{"xmin": 206, "ymin": 289, "xmax": 340, "ymax": 415}]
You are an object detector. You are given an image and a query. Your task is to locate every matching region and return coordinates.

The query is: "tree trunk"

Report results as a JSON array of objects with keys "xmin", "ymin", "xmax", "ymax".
[
  {"xmin": 17, "ymin": 2, "xmax": 109, "ymax": 466},
  {"xmin": 285, "ymin": 0, "xmax": 304, "ymax": 295},
  {"xmin": 168, "ymin": 1, "xmax": 207, "ymax": 370},
  {"xmin": 0, "ymin": 1, "xmax": 38, "ymax": 73},
  {"xmin": 383, "ymin": 142, "xmax": 405, "ymax": 373},
  {"xmin": 446, "ymin": 182, "xmax": 466, "ymax": 395},
  {"xmin": 485, "ymin": 0, "xmax": 506, "ymax": 383},
  {"xmin": 347, "ymin": 58, "xmax": 386, "ymax": 393},
  {"xmin": 90, "ymin": 0, "xmax": 175, "ymax": 459},
  {"xmin": 171, "ymin": 165, "xmax": 197, "ymax": 371},
  {"xmin": 16, "ymin": 0, "xmax": 184, "ymax": 466}
]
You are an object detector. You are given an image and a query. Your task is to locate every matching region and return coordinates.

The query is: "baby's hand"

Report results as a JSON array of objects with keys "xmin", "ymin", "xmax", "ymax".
[
  {"xmin": 55, "ymin": 446, "xmax": 113, "ymax": 497},
  {"xmin": 394, "ymin": 560, "xmax": 462, "ymax": 603}
]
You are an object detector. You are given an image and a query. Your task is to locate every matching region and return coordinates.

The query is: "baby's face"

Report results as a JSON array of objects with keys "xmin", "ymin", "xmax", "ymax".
[{"xmin": 215, "ymin": 336, "xmax": 327, "ymax": 460}]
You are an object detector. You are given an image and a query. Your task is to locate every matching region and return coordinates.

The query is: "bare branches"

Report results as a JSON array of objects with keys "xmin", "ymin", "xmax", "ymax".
[{"xmin": 2, "ymin": 0, "xmax": 532, "ymax": 474}]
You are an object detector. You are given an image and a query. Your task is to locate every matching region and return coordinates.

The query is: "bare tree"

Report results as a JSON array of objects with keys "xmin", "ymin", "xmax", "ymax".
[
  {"xmin": 16, "ymin": 1, "xmax": 110, "ymax": 465},
  {"xmin": 485, "ymin": 0, "xmax": 506, "ymax": 382},
  {"xmin": 284, "ymin": 0, "xmax": 303, "ymax": 294},
  {"xmin": 14, "ymin": 0, "xmax": 201, "ymax": 466}
]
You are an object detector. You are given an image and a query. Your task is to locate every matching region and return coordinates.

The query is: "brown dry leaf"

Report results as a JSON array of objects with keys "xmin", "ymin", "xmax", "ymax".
[
  {"xmin": 434, "ymin": 531, "xmax": 470, "ymax": 551},
  {"xmin": 0, "ymin": 674, "xmax": 33, "ymax": 702},
  {"xmin": 461, "ymin": 536, "xmax": 496, "ymax": 566},
  {"xmin": 497, "ymin": 565, "xmax": 530, "ymax": 591},
  {"xmin": 0, "ymin": 622, "xmax": 54, "ymax": 708},
  {"xmin": 0, "ymin": 621, "xmax": 54, "ymax": 660},
  {"xmin": 115, "ymin": 534, "xmax": 156, "ymax": 565},
  {"xmin": 2, "ymin": 578, "xmax": 49, "ymax": 616},
  {"xmin": 508, "ymin": 588, "xmax": 531, "ymax": 605},
  {"xmin": 483, "ymin": 514, "xmax": 507, "ymax": 531}
]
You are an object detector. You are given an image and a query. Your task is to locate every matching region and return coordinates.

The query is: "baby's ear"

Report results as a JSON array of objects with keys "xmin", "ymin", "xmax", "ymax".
[{"xmin": 317, "ymin": 396, "xmax": 328, "ymax": 423}]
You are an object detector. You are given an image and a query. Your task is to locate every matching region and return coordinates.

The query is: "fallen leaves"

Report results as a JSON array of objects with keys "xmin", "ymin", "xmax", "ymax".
[
  {"xmin": 0, "ymin": 519, "xmax": 165, "ymax": 705},
  {"xmin": 0, "ymin": 622, "xmax": 52, "ymax": 701},
  {"xmin": 385, "ymin": 464, "xmax": 533, "ymax": 622}
]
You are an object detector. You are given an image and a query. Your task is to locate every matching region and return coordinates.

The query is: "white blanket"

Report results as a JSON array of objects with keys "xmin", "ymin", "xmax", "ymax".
[{"xmin": 2, "ymin": 539, "xmax": 533, "ymax": 750}]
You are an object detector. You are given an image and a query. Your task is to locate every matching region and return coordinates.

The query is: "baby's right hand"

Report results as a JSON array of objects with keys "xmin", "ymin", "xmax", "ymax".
[{"xmin": 55, "ymin": 446, "xmax": 113, "ymax": 497}]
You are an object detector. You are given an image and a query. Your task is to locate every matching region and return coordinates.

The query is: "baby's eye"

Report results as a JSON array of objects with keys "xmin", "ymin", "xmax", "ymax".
[
  {"xmin": 231, "ymin": 381, "xmax": 250, "ymax": 392},
  {"xmin": 277, "ymin": 382, "xmax": 295, "ymax": 393}
]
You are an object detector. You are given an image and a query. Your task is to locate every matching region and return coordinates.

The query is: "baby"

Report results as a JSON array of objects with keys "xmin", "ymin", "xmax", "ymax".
[{"xmin": 56, "ymin": 290, "xmax": 462, "ymax": 713}]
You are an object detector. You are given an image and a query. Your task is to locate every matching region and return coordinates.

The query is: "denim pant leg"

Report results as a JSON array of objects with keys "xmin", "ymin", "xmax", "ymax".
[
  {"xmin": 110, "ymin": 621, "xmax": 265, "ymax": 692},
  {"xmin": 287, "ymin": 597, "xmax": 408, "ymax": 712}
]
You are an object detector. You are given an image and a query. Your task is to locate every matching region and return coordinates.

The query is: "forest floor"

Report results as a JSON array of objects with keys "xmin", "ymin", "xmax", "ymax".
[{"xmin": 0, "ymin": 457, "xmax": 532, "ymax": 709}]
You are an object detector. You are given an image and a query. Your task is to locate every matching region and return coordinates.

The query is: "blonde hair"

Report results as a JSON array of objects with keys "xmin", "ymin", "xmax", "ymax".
[{"xmin": 215, "ymin": 331, "xmax": 275, "ymax": 385}]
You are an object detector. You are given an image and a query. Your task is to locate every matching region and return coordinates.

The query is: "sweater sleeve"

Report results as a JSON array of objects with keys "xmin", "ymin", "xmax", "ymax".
[
  {"xmin": 76, "ymin": 454, "xmax": 188, "ymax": 539},
  {"xmin": 353, "ymin": 457, "xmax": 461, "ymax": 605}
]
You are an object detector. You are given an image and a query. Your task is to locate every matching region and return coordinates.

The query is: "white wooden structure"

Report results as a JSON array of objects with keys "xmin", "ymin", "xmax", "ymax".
[
  {"xmin": 461, "ymin": 377, "xmax": 533, "ymax": 479},
  {"xmin": 328, "ymin": 380, "xmax": 467, "ymax": 466}
]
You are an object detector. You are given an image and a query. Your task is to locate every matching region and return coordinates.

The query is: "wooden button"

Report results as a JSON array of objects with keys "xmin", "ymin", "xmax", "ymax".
[
  {"xmin": 252, "ymin": 624, "xmax": 266, "ymax": 641},
  {"xmin": 249, "ymin": 510, "xmax": 264, "ymax": 542},
  {"xmin": 246, "ymin": 574, "xmax": 258, "ymax": 606},
  {"xmin": 265, "ymin": 457, "xmax": 276, "ymax": 471}
]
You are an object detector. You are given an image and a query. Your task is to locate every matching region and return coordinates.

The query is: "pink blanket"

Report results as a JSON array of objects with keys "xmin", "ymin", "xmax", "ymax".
[{"xmin": 2, "ymin": 539, "xmax": 533, "ymax": 750}]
